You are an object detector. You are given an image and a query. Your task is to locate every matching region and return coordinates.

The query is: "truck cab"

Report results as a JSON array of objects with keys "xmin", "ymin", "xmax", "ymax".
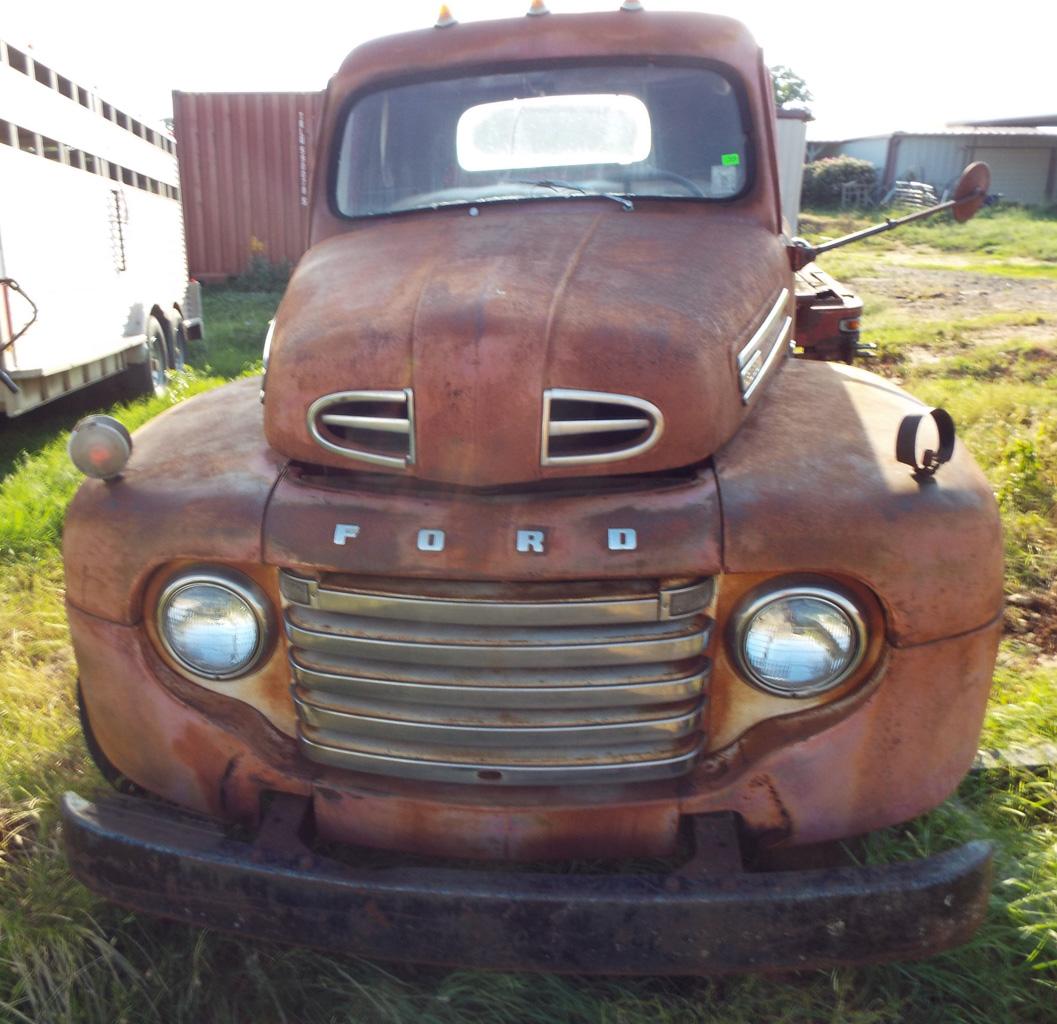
[{"xmin": 61, "ymin": 6, "xmax": 1003, "ymax": 974}]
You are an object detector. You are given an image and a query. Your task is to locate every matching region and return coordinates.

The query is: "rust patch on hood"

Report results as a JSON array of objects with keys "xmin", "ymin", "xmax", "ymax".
[{"xmin": 264, "ymin": 203, "xmax": 790, "ymax": 486}]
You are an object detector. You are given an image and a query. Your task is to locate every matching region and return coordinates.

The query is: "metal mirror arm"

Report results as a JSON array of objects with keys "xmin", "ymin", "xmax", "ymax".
[{"xmin": 788, "ymin": 162, "xmax": 991, "ymax": 272}]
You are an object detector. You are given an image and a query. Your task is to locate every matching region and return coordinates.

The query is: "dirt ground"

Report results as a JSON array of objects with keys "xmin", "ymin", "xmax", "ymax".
[
  {"xmin": 852, "ymin": 265, "xmax": 1057, "ymax": 323},
  {"xmin": 855, "ymin": 265, "xmax": 1057, "ymax": 381}
]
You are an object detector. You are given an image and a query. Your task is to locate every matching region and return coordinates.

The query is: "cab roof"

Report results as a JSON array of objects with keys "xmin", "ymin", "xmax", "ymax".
[{"xmin": 332, "ymin": 9, "xmax": 761, "ymax": 92}]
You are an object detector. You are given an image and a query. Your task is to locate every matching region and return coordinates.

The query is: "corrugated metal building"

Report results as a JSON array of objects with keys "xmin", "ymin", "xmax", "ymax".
[
  {"xmin": 173, "ymin": 91, "xmax": 325, "ymax": 282},
  {"xmin": 811, "ymin": 127, "xmax": 1057, "ymax": 206}
]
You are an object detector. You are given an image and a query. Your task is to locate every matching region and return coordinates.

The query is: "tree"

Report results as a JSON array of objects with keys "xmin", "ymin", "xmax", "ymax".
[{"xmin": 770, "ymin": 65, "xmax": 813, "ymax": 111}]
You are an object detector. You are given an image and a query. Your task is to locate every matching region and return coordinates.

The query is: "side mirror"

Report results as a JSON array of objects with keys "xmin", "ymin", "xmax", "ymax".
[
  {"xmin": 790, "ymin": 161, "xmax": 991, "ymax": 271},
  {"xmin": 951, "ymin": 162, "xmax": 990, "ymax": 223}
]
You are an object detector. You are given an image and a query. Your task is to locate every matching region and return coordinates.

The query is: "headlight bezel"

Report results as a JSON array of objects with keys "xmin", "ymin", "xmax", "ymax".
[
  {"xmin": 729, "ymin": 578, "xmax": 869, "ymax": 698},
  {"xmin": 155, "ymin": 566, "xmax": 275, "ymax": 681}
]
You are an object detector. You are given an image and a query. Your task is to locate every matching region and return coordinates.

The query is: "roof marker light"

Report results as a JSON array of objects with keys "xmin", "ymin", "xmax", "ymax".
[
  {"xmin": 527, "ymin": 0, "xmax": 550, "ymax": 14},
  {"xmin": 620, "ymin": 0, "xmax": 644, "ymax": 9},
  {"xmin": 435, "ymin": 4, "xmax": 457, "ymax": 27}
]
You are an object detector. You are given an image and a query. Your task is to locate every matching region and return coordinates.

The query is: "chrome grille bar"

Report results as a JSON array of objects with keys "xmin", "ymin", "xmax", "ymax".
[
  {"xmin": 293, "ymin": 691, "xmax": 703, "ymax": 746},
  {"xmin": 285, "ymin": 608, "xmax": 710, "ymax": 669},
  {"xmin": 300, "ymin": 734, "xmax": 705, "ymax": 787},
  {"xmin": 291, "ymin": 653, "xmax": 709, "ymax": 708},
  {"xmin": 282, "ymin": 571, "xmax": 712, "ymax": 786},
  {"xmin": 280, "ymin": 572, "xmax": 711, "ymax": 626},
  {"xmin": 548, "ymin": 417, "xmax": 652, "ymax": 436},
  {"xmin": 318, "ymin": 414, "xmax": 410, "ymax": 434}
]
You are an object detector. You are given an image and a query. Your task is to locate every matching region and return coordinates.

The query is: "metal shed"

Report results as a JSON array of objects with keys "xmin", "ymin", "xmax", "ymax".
[
  {"xmin": 812, "ymin": 127, "xmax": 1057, "ymax": 206},
  {"xmin": 173, "ymin": 91, "xmax": 324, "ymax": 282},
  {"xmin": 775, "ymin": 108, "xmax": 810, "ymax": 228}
]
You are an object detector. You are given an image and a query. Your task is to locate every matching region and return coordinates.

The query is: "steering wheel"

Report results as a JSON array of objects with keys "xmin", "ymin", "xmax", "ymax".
[{"xmin": 623, "ymin": 167, "xmax": 707, "ymax": 198}]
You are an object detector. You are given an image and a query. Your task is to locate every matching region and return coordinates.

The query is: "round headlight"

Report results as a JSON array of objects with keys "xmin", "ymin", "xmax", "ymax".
[
  {"xmin": 157, "ymin": 569, "xmax": 273, "ymax": 680},
  {"xmin": 732, "ymin": 583, "xmax": 867, "ymax": 697}
]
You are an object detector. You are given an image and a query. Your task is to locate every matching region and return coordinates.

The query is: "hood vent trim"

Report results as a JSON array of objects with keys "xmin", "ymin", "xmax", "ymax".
[
  {"xmin": 541, "ymin": 388, "xmax": 664, "ymax": 466},
  {"xmin": 737, "ymin": 288, "xmax": 792, "ymax": 403},
  {"xmin": 308, "ymin": 389, "xmax": 415, "ymax": 468}
]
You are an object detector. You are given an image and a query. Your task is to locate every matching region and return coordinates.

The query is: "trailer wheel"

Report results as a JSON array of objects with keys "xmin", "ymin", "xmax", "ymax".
[
  {"xmin": 170, "ymin": 320, "xmax": 188, "ymax": 372},
  {"xmin": 125, "ymin": 314, "xmax": 169, "ymax": 399}
]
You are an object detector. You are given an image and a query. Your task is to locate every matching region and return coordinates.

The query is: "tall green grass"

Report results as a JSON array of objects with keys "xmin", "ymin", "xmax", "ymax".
[
  {"xmin": 889, "ymin": 205, "xmax": 1057, "ymax": 262},
  {"xmin": 906, "ymin": 378, "xmax": 1057, "ymax": 593},
  {"xmin": 801, "ymin": 203, "xmax": 1057, "ymax": 264}
]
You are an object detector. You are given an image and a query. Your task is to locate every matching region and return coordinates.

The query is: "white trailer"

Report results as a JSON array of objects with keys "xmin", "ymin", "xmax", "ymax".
[{"xmin": 0, "ymin": 38, "xmax": 201, "ymax": 417}]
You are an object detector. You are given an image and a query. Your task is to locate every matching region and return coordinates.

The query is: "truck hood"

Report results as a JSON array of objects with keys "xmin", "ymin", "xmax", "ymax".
[{"xmin": 264, "ymin": 201, "xmax": 791, "ymax": 487}]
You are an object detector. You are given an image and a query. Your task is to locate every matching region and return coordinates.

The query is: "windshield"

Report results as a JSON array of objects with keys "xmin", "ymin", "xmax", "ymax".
[{"xmin": 334, "ymin": 64, "xmax": 751, "ymax": 218}]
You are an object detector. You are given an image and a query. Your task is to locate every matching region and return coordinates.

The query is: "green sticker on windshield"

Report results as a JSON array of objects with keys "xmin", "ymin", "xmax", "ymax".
[{"xmin": 721, "ymin": 153, "xmax": 741, "ymax": 166}]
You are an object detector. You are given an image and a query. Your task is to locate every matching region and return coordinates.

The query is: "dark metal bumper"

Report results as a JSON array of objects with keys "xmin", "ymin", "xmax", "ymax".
[{"xmin": 61, "ymin": 790, "xmax": 992, "ymax": 974}]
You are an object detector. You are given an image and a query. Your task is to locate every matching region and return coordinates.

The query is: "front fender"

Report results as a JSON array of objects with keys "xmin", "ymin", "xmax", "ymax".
[
  {"xmin": 63, "ymin": 377, "xmax": 287, "ymax": 624},
  {"xmin": 713, "ymin": 360, "xmax": 1003, "ymax": 646}
]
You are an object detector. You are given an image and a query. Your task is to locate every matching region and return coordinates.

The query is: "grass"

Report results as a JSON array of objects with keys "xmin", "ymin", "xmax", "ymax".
[
  {"xmin": 910, "ymin": 261, "xmax": 1057, "ymax": 282},
  {"xmin": 802, "ymin": 203, "xmax": 1057, "ymax": 284},
  {"xmin": 1, "ymin": 226, "xmax": 1056, "ymax": 1021},
  {"xmin": 185, "ymin": 289, "xmax": 279, "ymax": 379},
  {"xmin": 800, "ymin": 202, "xmax": 1057, "ymax": 263}
]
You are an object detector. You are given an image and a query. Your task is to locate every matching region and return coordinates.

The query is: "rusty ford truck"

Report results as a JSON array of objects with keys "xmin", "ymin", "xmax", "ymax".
[{"xmin": 59, "ymin": 5, "xmax": 1003, "ymax": 974}]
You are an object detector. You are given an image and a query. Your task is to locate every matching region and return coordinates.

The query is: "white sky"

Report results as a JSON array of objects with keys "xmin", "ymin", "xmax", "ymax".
[{"xmin": 5, "ymin": 0, "xmax": 1056, "ymax": 140}]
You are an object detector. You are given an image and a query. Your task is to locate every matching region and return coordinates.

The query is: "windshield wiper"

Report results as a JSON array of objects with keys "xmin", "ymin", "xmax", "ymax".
[{"xmin": 521, "ymin": 179, "xmax": 634, "ymax": 212}]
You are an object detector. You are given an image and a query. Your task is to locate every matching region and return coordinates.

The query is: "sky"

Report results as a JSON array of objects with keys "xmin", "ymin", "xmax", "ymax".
[{"xmin": 5, "ymin": 0, "xmax": 1056, "ymax": 140}]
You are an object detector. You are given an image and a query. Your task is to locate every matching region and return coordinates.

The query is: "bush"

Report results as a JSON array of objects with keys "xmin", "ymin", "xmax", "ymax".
[
  {"xmin": 802, "ymin": 156, "xmax": 877, "ymax": 208},
  {"xmin": 225, "ymin": 236, "xmax": 292, "ymax": 292},
  {"xmin": 228, "ymin": 251, "xmax": 292, "ymax": 292}
]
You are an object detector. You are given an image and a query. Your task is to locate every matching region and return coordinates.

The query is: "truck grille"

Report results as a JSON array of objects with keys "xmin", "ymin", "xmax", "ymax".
[{"xmin": 280, "ymin": 571, "xmax": 713, "ymax": 786}]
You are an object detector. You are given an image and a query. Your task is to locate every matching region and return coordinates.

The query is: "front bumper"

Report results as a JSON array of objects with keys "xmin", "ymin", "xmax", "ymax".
[{"xmin": 62, "ymin": 790, "xmax": 992, "ymax": 974}]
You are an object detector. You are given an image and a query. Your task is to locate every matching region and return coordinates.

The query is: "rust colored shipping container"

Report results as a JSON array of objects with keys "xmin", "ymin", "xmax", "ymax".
[{"xmin": 172, "ymin": 91, "xmax": 324, "ymax": 282}]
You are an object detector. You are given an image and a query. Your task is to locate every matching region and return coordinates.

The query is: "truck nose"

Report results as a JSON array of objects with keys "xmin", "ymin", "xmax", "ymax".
[{"xmin": 408, "ymin": 254, "xmax": 551, "ymax": 486}]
